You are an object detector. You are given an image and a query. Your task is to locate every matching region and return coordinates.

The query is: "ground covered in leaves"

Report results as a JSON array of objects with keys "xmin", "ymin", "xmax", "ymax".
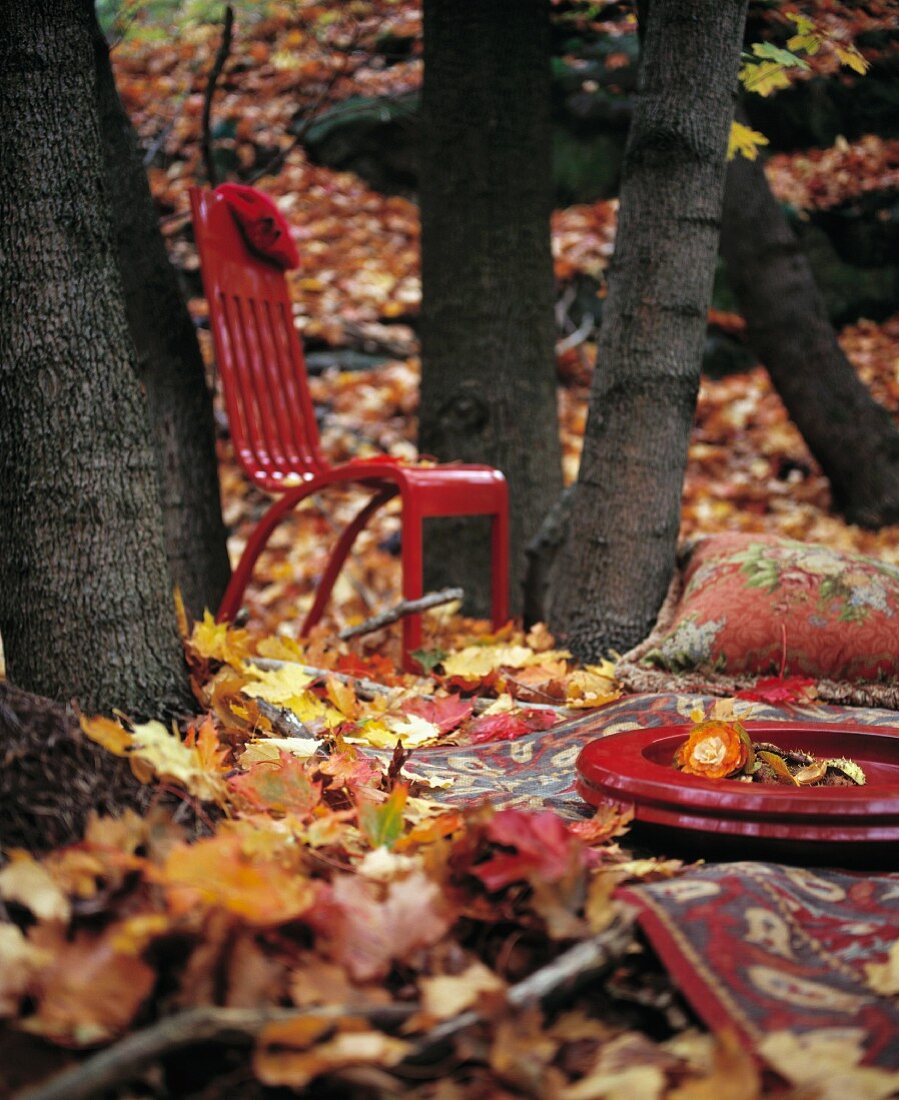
[{"xmin": 2, "ymin": 2, "xmax": 899, "ymax": 1096}]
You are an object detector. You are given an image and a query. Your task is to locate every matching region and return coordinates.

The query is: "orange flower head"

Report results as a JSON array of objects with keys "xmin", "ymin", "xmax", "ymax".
[{"xmin": 674, "ymin": 720, "xmax": 750, "ymax": 780}]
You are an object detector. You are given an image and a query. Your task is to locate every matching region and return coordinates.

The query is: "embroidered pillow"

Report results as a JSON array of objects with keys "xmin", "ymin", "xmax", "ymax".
[
  {"xmin": 216, "ymin": 183, "xmax": 300, "ymax": 270},
  {"xmin": 616, "ymin": 533, "xmax": 899, "ymax": 708}
]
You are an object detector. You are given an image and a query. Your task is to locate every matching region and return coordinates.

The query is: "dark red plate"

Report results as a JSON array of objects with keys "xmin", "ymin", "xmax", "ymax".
[{"xmin": 576, "ymin": 722, "xmax": 899, "ymax": 862}]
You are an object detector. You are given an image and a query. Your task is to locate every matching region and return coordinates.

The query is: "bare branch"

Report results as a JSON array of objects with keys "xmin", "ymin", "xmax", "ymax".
[
  {"xmin": 201, "ymin": 4, "xmax": 235, "ymax": 187},
  {"xmin": 339, "ymin": 587, "xmax": 464, "ymax": 641}
]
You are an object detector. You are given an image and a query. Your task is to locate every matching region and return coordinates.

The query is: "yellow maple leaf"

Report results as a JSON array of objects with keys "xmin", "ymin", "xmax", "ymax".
[
  {"xmin": 242, "ymin": 665, "xmax": 344, "ymax": 728},
  {"xmin": 79, "ymin": 713, "xmax": 133, "ymax": 757},
  {"xmin": 239, "ymin": 737, "xmax": 320, "ymax": 767},
  {"xmin": 349, "ymin": 713, "xmax": 441, "ymax": 750},
  {"xmin": 160, "ymin": 835, "xmax": 316, "ymax": 925},
  {"xmin": 189, "ymin": 610, "xmax": 252, "ymax": 667},
  {"xmin": 565, "ymin": 661, "xmax": 622, "ymax": 708},
  {"xmin": 727, "ymin": 121, "xmax": 770, "ymax": 162},
  {"xmin": 738, "ymin": 59, "xmax": 792, "ymax": 96},
  {"xmin": 184, "ymin": 715, "xmax": 230, "ymax": 776},
  {"xmin": 835, "ymin": 43, "xmax": 869, "ymax": 75},
  {"xmin": 0, "ymin": 853, "xmax": 71, "ymax": 923},
  {"xmin": 325, "ymin": 676, "xmax": 360, "ymax": 720},
  {"xmin": 442, "ymin": 644, "xmax": 570, "ymax": 679},
  {"xmin": 129, "ymin": 721, "xmax": 227, "ymax": 804}
]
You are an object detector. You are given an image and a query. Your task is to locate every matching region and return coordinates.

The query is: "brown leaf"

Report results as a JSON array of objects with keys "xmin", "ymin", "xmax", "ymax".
[
  {"xmin": 313, "ymin": 870, "xmax": 455, "ymax": 982},
  {"xmin": 23, "ymin": 926, "xmax": 155, "ymax": 1046}
]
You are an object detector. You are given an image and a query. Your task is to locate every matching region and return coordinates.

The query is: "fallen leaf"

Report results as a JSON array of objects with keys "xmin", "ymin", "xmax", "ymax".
[
  {"xmin": 312, "ymin": 870, "xmax": 455, "ymax": 981},
  {"xmin": 357, "ymin": 783, "xmax": 408, "ymax": 849},
  {"xmin": 160, "ymin": 834, "xmax": 317, "ymax": 925},
  {"xmin": 419, "ymin": 960, "xmax": 506, "ymax": 1020},
  {"xmin": 23, "ymin": 926, "xmax": 156, "ymax": 1046},
  {"xmin": 255, "ymin": 1020, "xmax": 409, "ymax": 1089},
  {"xmin": 0, "ymin": 924, "xmax": 51, "ymax": 1017},
  {"xmin": 229, "ymin": 751, "xmax": 323, "ymax": 816},
  {"xmin": 473, "ymin": 809, "xmax": 591, "ymax": 891},
  {"xmin": 402, "ymin": 693, "xmax": 473, "ymax": 734},
  {"xmin": 0, "ymin": 853, "xmax": 70, "ymax": 923},
  {"xmin": 758, "ymin": 1028, "xmax": 899, "ymax": 1099},
  {"xmin": 465, "ymin": 708, "xmax": 558, "ymax": 744}
]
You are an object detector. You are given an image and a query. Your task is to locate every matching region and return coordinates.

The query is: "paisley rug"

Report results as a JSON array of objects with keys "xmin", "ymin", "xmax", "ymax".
[
  {"xmin": 401, "ymin": 692, "xmax": 899, "ymax": 1071},
  {"xmin": 618, "ymin": 862, "xmax": 899, "ymax": 1071},
  {"xmin": 404, "ymin": 690, "xmax": 899, "ymax": 819}
]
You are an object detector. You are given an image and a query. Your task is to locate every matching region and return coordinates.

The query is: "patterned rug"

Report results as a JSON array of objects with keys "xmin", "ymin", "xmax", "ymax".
[
  {"xmin": 404, "ymin": 691, "xmax": 899, "ymax": 819},
  {"xmin": 618, "ymin": 862, "xmax": 899, "ymax": 1071},
  {"xmin": 401, "ymin": 692, "xmax": 899, "ymax": 1071}
]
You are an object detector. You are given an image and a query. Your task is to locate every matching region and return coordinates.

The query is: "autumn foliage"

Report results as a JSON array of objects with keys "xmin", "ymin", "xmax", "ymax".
[{"xmin": 1, "ymin": 0, "xmax": 899, "ymax": 1095}]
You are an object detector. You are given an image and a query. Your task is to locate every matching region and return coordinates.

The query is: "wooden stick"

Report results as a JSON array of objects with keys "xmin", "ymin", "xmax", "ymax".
[
  {"xmin": 339, "ymin": 587, "xmax": 464, "ymax": 641},
  {"xmin": 248, "ymin": 657, "xmax": 575, "ymax": 716},
  {"xmin": 200, "ymin": 4, "xmax": 234, "ymax": 187},
  {"xmin": 406, "ymin": 911, "xmax": 636, "ymax": 1060},
  {"xmin": 18, "ymin": 1003, "xmax": 415, "ymax": 1100},
  {"xmin": 20, "ymin": 915, "xmax": 635, "ymax": 1100}
]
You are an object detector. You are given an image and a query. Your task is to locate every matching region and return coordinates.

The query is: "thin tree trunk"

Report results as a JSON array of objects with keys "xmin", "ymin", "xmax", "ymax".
[
  {"xmin": 418, "ymin": 0, "xmax": 563, "ymax": 617},
  {"xmin": 91, "ymin": 7, "xmax": 232, "ymax": 619},
  {"xmin": 0, "ymin": 0, "xmax": 189, "ymax": 714},
  {"xmin": 720, "ymin": 121, "xmax": 899, "ymax": 528},
  {"xmin": 548, "ymin": 0, "xmax": 748, "ymax": 659}
]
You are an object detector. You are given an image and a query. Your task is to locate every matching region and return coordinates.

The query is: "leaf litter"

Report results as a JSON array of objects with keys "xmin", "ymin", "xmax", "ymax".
[{"xmin": 2, "ymin": 1, "xmax": 899, "ymax": 1095}]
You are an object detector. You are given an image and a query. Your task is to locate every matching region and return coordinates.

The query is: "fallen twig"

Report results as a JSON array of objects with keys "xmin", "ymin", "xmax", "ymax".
[
  {"xmin": 250, "ymin": 657, "xmax": 396, "ymax": 700},
  {"xmin": 201, "ymin": 4, "xmax": 234, "ymax": 186},
  {"xmin": 20, "ymin": 915, "xmax": 636, "ymax": 1100},
  {"xmin": 18, "ymin": 1003, "xmax": 416, "ymax": 1100},
  {"xmin": 406, "ymin": 911, "xmax": 637, "ymax": 1062},
  {"xmin": 339, "ymin": 587, "xmax": 464, "ymax": 641},
  {"xmin": 249, "ymin": 657, "xmax": 574, "ymax": 716}
]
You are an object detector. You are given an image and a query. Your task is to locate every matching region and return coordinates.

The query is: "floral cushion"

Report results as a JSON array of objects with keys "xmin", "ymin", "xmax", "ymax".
[{"xmin": 616, "ymin": 533, "xmax": 899, "ymax": 708}]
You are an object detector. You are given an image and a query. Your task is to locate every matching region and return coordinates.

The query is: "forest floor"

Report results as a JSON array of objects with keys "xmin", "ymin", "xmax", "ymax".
[{"xmin": 2, "ymin": 4, "xmax": 899, "ymax": 1097}]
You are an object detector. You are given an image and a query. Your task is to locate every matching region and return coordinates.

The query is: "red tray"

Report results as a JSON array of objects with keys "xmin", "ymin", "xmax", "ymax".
[{"xmin": 576, "ymin": 722, "xmax": 899, "ymax": 862}]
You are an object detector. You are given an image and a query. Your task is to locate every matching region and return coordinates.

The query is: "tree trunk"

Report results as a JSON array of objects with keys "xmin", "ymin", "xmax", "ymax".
[
  {"xmin": 91, "ymin": 7, "xmax": 232, "ymax": 619},
  {"xmin": 418, "ymin": 0, "xmax": 563, "ymax": 617},
  {"xmin": 720, "ymin": 121, "xmax": 899, "ymax": 529},
  {"xmin": 547, "ymin": 0, "xmax": 748, "ymax": 660},
  {"xmin": 0, "ymin": 0, "xmax": 189, "ymax": 715}
]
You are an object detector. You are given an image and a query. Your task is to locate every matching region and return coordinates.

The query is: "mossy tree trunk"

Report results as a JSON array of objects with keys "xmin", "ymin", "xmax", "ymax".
[
  {"xmin": 0, "ymin": 0, "xmax": 189, "ymax": 715},
  {"xmin": 548, "ymin": 0, "xmax": 748, "ymax": 659},
  {"xmin": 91, "ymin": 6, "xmax": 232, "ymax": 619},
  {"xmin": 418, "ymin": 0, "xmax": 563, "ymax": 617},
  {"xmin": 720, "ymin": 118, "xmax": 899, "ymax": 529}
]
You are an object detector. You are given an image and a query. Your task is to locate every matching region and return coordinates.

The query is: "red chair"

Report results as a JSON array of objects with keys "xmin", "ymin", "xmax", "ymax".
[{"xmin": 190, "ymin": 186, "xmax": 509, "ymax": 665}]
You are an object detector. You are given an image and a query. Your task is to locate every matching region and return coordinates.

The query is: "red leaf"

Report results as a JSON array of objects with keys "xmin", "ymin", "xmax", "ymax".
[
  {"xmin": 472, "ymin": 809, "xmax": 588, "ymax": 891},
  {"xmin": 402, "ymin": 694, "xmax": 473, "ymax": 734},
  {"xmin": 228, "ymin": 751, "xmax": 322, "ymax": 816},
  {"xmin": 465, "ymin": 708, "xmax": 558, "ymax": 745},
  {"xmin": 735, "ymin": 676, "xmax": 817, "ymax": 705}
]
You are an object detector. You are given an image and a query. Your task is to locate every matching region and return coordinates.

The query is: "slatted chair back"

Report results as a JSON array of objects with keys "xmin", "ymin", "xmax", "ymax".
[{"xmin": 189, "ymin": 187, "xmax": 326, "ymax": 490}]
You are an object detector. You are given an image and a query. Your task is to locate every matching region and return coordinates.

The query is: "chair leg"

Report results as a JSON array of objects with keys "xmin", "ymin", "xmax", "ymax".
[
  {"xmin": 301, "ymin": 485, "xmax": 397, "ymax": 635},
  {"xmin": 490, "ymin": 501, "xmax": 510, "ymax": 629},
  {"xmin": 400, "ymin": 505, "xmax": 424, "ymax": 669},
  {"xmin": 217, "ymin": 490, "xmax": 309, "ymax": 622}
]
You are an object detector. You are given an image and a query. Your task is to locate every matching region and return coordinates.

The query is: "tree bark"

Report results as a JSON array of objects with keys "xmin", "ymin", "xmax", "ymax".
[
  {"xmin": 720, "ymin": 121, "xmax": 899, "ymax": 529},
  {"xmin": 418, "ymin": 0, "xmax": 563, "ymax": 617},
  {"xmin": 0, "ymin": 0, "xmax": 189, "ymax": 714},
  {"xmin": 91, "ymin": 7, "xmax": 232, "ymax": 619},
  {"xmin": 548, "ymin": 0, "xmax": 748, "ymax": 659}
]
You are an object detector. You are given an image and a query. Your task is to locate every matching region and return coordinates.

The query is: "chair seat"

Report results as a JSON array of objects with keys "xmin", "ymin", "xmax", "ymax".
[{"xmin": 260, "ymin": 459, "xmax": 507, "ymax": 517}]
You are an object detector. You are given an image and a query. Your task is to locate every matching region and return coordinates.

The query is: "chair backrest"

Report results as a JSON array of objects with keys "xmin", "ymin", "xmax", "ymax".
[{"xmin": 190, "ymin": 187, "xmax": 326, "ymax": 489}]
